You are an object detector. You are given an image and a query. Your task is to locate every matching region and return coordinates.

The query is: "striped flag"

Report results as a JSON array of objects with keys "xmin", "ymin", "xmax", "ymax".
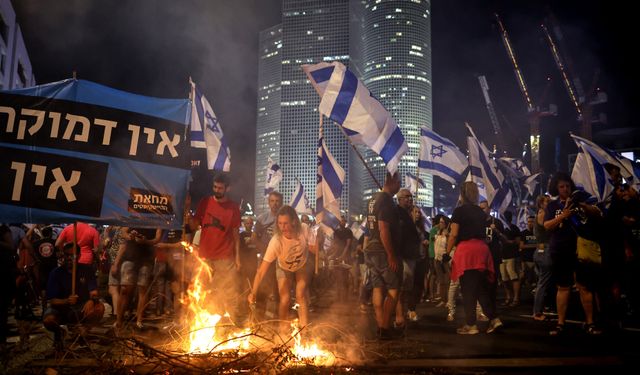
[
  {"xmin": 303, "ymin": 61, "xmax": 408, "ymax": 174},
  {"xmin": 498, "ymin": 157, "xmax": 531, "ymax": 178},
  {"xmin": 466, "ymin": 124, "xmax": 504, "ymax": 206},
  {"xmin": 264, "ymin": 156, "xmax": 283, "ymax": 196},
  {"xmin": 571, "ymin": 147, "xmax": 613, "ymax": 203},
  {"xmin": 350, "ymin": 217, "xmax": 368, "ymax": 241},
  {"xmin": 190, "ymin": 80, "xmax": 230, "ymax": 171},
  {"xmin": 289, "ymin": 178, "xmax": 311, "ymax": 214},
  {"xmin": 316, "ymin": 136, "xmax": 345, "ymax": 233},
  {"xmin": 404, "ymin": 172, "xmax": 426, "ymax": 193},
  {"xmin": 418, "ymin": 127, "xmax": 468, "ymax": 184},
  {"xmin": 523, "ymin": 172, "xmax": 541, "ymax": 197}
]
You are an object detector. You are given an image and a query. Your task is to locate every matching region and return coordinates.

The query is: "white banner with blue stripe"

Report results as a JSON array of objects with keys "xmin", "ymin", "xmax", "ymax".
[
  {"xmin": 418, "ymin": 127, "xmax": 468, "ymax": 184},
  {"xmin": 190, "ymin": 80, "xmax": 231, "ymax": 171},
  {"xmin": 316, "ymin": 136, "xmax": 345, "ymax": 233},
  {"xmin": 303, "ymin": 61, "xmax": 408, "ymax": 174}
]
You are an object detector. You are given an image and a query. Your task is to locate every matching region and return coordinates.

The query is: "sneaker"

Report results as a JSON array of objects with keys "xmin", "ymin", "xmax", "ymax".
[
  {"xmin": 456, "ymin": 324, "xmax": 479, "ymax": 335},
  {"xmin": 447, "ymin": 312, "xmax": 455, "ymax": 322},
  {"xmin": 407, "ymin": 310, "xmax": 419, "ymax": 322},
  {"xmin": 135, "ymin": 321, "xmax": 145, "ymax": 330},
  {"xmin": 477, "ymin": 313, "xmax": 489, "ymax": 322},
  {"xmin": 584, "ymin": 323, "xmax": 602, "ymax": 335},
  {"xmin": 486, "ymin": 318, "xmax": 503, "ymax": 333},
  {"xmin": 435, "ymin": 301, "xmax": 446, "ymax": 308}
]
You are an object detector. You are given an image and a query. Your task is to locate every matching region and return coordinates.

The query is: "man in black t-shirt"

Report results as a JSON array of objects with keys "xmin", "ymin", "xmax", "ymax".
[
  {"xmin": 498, "ymin": 211, "xmax": 522, "ymax": 306},
  {"xmin": 364, "ymin": 172, "xmax": 402, "ymax": 339},
  {"xmin": 520, "ymin": 216, "xmax": 537, "ymax": 287}
]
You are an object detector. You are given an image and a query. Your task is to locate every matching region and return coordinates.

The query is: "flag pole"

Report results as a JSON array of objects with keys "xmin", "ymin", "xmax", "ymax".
[
  {"xmin": 330, "ymin": 117, "xmax": 383, "ymax": 190},
  {"xmin": 71, "ymin": 222, "xmax": 78, "ymax": 297},
  {"xmin": 315, "ymin": 115, "xmax": 322, "ymax": 275}
]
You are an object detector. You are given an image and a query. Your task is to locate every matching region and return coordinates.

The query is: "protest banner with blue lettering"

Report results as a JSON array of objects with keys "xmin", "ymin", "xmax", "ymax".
[{"xmin": 0, "ymin": 79, "xmax": 191, "ymax": 228}]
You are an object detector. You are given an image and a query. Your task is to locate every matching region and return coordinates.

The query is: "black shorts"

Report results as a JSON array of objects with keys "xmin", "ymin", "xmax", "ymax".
[
  {"xmin": 575, "ymin": 260, "xmax": 601, "ymax": 292},
  {"xmin": 550, "ymin": 252, "xmax": 577, "ymax": 288}
]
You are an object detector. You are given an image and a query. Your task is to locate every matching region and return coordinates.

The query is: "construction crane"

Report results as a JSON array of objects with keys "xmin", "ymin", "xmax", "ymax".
[
  {"xmin": 478, "ymin": 75, "xmax": 523, "ymax": 204},
  {"xmin": 495, "ymin": 13, "xmax": 556, "ymax": 173},
  {"xmin": 541, "ymin": 14, "xmax": 607, "ymax": 140}
]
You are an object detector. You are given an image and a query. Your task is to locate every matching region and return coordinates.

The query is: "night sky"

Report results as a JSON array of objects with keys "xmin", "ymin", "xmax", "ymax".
[{"xmin": 12, "ymin": 0, "xmax": 636, "ymax": 208}]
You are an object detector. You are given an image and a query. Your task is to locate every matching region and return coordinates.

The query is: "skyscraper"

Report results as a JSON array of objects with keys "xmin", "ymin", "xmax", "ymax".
[
  {"xmin": 255, "ymin": 0, "xmax": 433, "ymax": 216},
  {"xmin": 0, "ymin": 0, "xmax": 36, "ymax": 90},
  {"xmin": 255, "ymin": 25, "xmax": 283, "ymax": 210},
  {"xmin": 356, "ymin": 0, "xmax": 433, "ymax": 208}
]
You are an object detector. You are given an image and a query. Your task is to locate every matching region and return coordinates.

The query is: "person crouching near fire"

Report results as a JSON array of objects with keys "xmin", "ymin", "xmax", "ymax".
[
  {"xmin": 248, "ymin": 205, "xmax": 316, "ymax": 332},
  {"xmin": 43, "ymin": 243, "xmax": 104, "ymax": 350}
]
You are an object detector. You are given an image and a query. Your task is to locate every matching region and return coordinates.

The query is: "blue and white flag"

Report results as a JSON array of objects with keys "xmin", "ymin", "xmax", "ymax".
[
  {"xmin": 289, "ymin": 177, "xmax": 311, "ymax": 214},
  {"xmin": 190, "ymin": 80, "xmax": 230, "ymax": 171},
  {"xmin": 303, "ymin": 61, "xmax": 408, "ymax": 174},
  {"xmin": 498, "ymin": 157, "xmax": 531, "ymax": 178},
  {"xmin": 264, "ymin": 156, "xmax": 283, "ymax": 196},
  {"xmin": 404, "ymin": 172, "xmax": 426, "ymax": 193},
  {"xmin": 418, "ymin": 127, "xmax": 468, "ymax": 184},
  {"xmin": 316, "ymin": 136, "xmax": 345, "ymax": 233},
  {"xmin": 492, "ymin": 186, "xmax": 513, "ymax": 214},
  {"xmin": 516, "ymin": 205, "xmax": 529, "ymax": 231},
  {"xmin": 350, "ymin": 217, "xmax": 368, "ymax": 241},
  {"xmin": 466, "ymin": 124, "xmax": 504, "ymax": 206},
  {"xmin": 571, "ymin": 134, "xmax": 640, "ymax": 190},
  {"xmin": 523, "ymin": 172, "xmax": 541, "ymax": 197},
  {"xmin": 571, "ymin": 148, "xmax": 614, "ymax": 203}
]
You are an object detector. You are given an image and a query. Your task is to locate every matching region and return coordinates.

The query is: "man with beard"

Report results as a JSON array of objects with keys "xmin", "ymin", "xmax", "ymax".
[{"xmin": 192, "ymin": 173, "xmax": 241, "ymax": 323}]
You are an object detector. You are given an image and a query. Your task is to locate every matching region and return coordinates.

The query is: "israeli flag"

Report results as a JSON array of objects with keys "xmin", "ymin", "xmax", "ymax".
[
  {"xmin": 190, "ymin": 80, "xmax": 231, "ymax": 171},
  {"xmin": 466, "ymin": 124, "xmax": 504, "ymax": 206},
  {"xmin": 350, "ymin": 217, "xmax": 368, "ymax": 241},
  {"xmin": 264, "ymin": 156, "xmax": 283, "ymax": 196},
  {"xmin": 492, "ymin": 186, "xmax": 513, "ymax": 214},
  {"xmin": 523, "ymin": 172, "xmax": 541, "ymax": 197},
  {"xmin": 516, "ymin": 205, "xmax": 529, "ymax": 231},
  {"xmin": 404, "ymin": 172, "xmax": 426, "ymax": 193},
  {"xmin": 289, "ymin": 178, "xmax": 311, "ymax": 214},
  {"xmin": 498, "ymin": 157, "xmax": 531, "ymax": 178},
  {"xmin": 303, "ymin": 62, "xmax": 408, "ymax": 174},
  {"xmin": 418, "ymin": 127, "xmax": 468, "ymax": 184},
  {"xmin": 571, "ymin": 134, "xmax": 640, "ymax": 190},
  {"xmin": 571, "ymin": 147, "xmax": 613, "ymax": 203},
  {"xmin": 316, "ymin": 136, "xmax": 345, "ymax": 233}
]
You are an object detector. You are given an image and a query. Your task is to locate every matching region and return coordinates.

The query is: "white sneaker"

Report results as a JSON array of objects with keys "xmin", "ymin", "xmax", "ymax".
[
  {"xmin": 407, "ymin": 310, "xmax": 419, "ymax": 322},
  {"xmin": 486, "ymin": 318, "xmax": 503, "ymax": 333},
  {"xmin": 456, "ymin": 324, "xmax": 479, "ymax": 335}
]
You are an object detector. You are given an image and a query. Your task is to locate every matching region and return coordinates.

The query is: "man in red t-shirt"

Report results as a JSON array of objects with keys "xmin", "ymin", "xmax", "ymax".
[
  {"xmin": 192, "ymin": 173, "xmax": 241, "ymax": 321},
  {"xmin": 55, "ymin": 222, "xmax": 99, "ymax": 266}
]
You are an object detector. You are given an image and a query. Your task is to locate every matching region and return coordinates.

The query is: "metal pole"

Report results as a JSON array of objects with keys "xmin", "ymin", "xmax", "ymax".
[{"xmin": 71, "ymin": 223, "xmax": 78, "ymax": 296}]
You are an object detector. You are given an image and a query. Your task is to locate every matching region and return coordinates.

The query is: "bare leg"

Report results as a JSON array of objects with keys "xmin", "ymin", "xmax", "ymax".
[
  {"xmin": 108, "ymin": 285, "xmax": 119, "ymax": 317},
  {"xmin": 136, "ymin": 286, "xmax": 148, "ymax": 325},
  {"xmin": 556, "ymin": 286, "xmax": 570, "ymax": 325},
  {"xmin": 277, "ymin": 277, "xmax": 292, "ymax": 332},
  {"xmin": 382, "ymin": 289, "xmax": 399, "ymax": 330},
  {"xmin": 295, "ymin": 271, "xmax": 311, "ymax": 327},
  {"xmin": 577, "ymin": 283, "xmax": 595, "ymax": 324},
  {"xmin": 372, "ymin": 287, "xmax": 385, "ymax": 328},
  {"xmin": 116, "ymin": 285, "xmax": 134, "ymax": 327}
]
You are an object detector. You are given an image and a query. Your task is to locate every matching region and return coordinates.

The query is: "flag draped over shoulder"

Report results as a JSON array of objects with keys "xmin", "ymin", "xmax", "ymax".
[
  {"xmin": 316, "ymin": 136, "xmax": 345, "ymax": 233},
  {"xmin": 418, "ymin": 127, "xmax": 468, "ymax": 184},
  {"xmin": 303, "ymin": 61, "xmax": 408, "ymax": 174},
  {"xmin": 190, "ymin": 80, "xmax": 231, "ymax": 171},
  {"xmin": 466, "ymin": 124, "xmax": 505, "ymax": 207},
  {"xmin": 264, "ymin": 156, "xmax": 283, "ymax": 196},
  {"xmin": 289, "ymin": 177, "xmax": 311, "ymax": 214}
]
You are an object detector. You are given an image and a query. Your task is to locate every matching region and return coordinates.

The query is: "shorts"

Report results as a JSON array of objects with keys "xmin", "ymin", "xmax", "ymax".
[
  {"xmin": 575, "ymin": 260, "xmax": 601, "ymax": 292},
  {"xmin": 499, "ymin": 258, "xmax": 520, "ymax": 281},
  {"xmin": 44, "ymin": 305, "xmax": 83, "ymax": 325},
  {"xmin": 108, "ymin": 271, "xmax": 120, "ymax": 287},
  {"xmin": 120, "ymin": 261, "xmax": 152, "ymax": 287},
  {"xmin": 550, "ymin": 252, "xmax": 577, "ymax": 288},
  {"xmin": 276, "ymin": 256, "xmax": 314, "ymax": 282},
  {"xmin": 364, "ymin": 252, "xmax": 402, "ymax": 290}
]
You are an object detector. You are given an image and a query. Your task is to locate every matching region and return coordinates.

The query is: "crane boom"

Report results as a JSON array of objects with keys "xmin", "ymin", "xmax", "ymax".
[
  {"xmin": 495, "ymin": 13, "xmax": 534, "ymax": 112},
  {"xmin": 541, "ymin": 23, "xmax": 582, "ymax": 116},
  {"xmin": 478, "ymin": 75, "xmax": 506, "ymax": 154}
]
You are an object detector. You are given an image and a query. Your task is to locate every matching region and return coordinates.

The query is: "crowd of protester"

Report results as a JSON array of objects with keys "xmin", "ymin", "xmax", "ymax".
[{"xmin": 1, "ymin": 169, "xmax": 640, "ymax": 353}]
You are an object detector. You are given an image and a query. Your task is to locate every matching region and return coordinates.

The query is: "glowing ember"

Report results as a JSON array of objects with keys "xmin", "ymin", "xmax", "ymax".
[{"xmin": 289, "ymin": 320, "xmax": 336, "ymax": 367}]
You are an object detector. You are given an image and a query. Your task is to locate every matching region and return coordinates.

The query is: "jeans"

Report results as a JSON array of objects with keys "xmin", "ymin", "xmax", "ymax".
[{"xmin": 533, "ymin": 248, "xmax": 552, "ymax": 315}]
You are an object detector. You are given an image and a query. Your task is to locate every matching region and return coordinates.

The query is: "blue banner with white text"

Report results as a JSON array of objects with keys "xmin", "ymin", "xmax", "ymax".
[{"xmin": 0, "ymin": 79, "xmax": 191, "ymax": 228}]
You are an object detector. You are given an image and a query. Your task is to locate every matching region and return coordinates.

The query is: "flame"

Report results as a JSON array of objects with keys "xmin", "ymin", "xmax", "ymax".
[
  {"xmin": 182, "ymin": 244, "xmax": 252, "ymax": 354},
  {"xmin": 181, "ymin": 243, "xmax": 336, "ymax": 366},
  {"xmin": 289, "ymin": 320, "xmax": 336, "ymax": 367}
]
